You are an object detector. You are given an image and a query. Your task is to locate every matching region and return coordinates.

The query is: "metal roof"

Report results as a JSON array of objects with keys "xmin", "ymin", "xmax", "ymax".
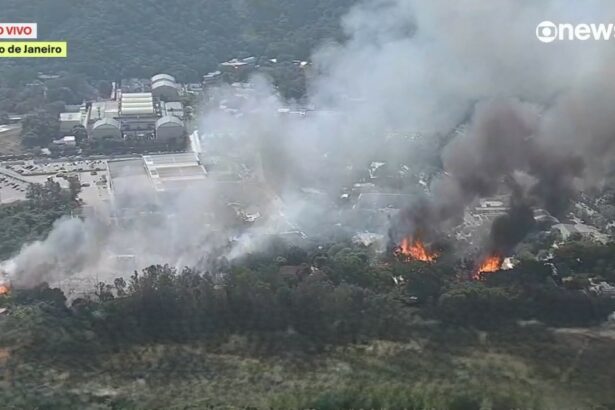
[
  {"xmin": 152, "ymin": 79, "xmax": 179, "ymax": 90},
  {"xmin": 121, "ymin": 92, "xmax": 151, "ymax": 98},
  {"xmin": 60, "ymin": 112, "xmax": 81, "ymax": 122},
  {"xmin": 122, "ymin": 98, "xmax": 153, "ymax": 104},
  {"xmin": 121, "ymin": 106, "xmax": 155, "ymax": 115},
  {"xmin": 92, "ymin": 118, "xmax": 121, "ymax": 129},
  {"xmin": 142, "ymin": 153, "xmax": 207, "ymax": 192},
  {"xmin": 164, "ymin": 102, "xmax": 183, "ymax": 111},
  {"xmin": 144, "ymin": 152, "xmax": 198, "ymax": 167},
  {"xmin": 156, "ymin": 115, "xmax": 184, "ymax": 127},
  {"xmin": 122, "ymin": 94, "xmax": 153, "ymax": 101},
  {"xmin": 151, "ymin": 73, "xmax": 176, "ymax": 84},
  {"xmin": 122, "ymin": 102, "xmax": 154, "ymax": 109},
  {"xmin": 120, "ymin": 92, "xmax": 154, "ymax": 116}
]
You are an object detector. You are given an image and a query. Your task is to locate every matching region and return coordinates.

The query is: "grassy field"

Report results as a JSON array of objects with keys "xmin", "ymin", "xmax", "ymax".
[{"xmin": 2, "ymin": 325, "xmax": 614, "ymax": 409}]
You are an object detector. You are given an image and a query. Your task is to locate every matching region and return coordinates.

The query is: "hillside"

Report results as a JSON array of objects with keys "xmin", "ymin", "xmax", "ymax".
[
  {"xmin": 2, "ymin": 249, "xmax": 615, "ymax": 409},
  {"xmin": 2, "ymin": 0, "xmax": 357, "ymax": 81}
]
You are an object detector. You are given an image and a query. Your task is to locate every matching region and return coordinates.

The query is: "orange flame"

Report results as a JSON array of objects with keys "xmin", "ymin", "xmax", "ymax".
[
  {"xmin": 0, "ymin": 284, "xmax": 9, "ymax": 296},
  {"xmin": 473, "ymin": 254, "xmax": 504, "ymax": 280},
  {"xmin": 396, "ymin": 237, "xmax": 438, "ymax": 262}
]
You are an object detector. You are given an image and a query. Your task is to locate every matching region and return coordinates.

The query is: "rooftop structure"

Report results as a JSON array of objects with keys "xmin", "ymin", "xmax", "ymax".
[
  {"xmin": 87, "ymin": 101, "xmax": 119, "ymax": 124},
  {"xmin": 152, "ymin": 79, "xmax": 180, "ymax": 101},
  {"xmin": 151, "ymin": 73, "xmax": 176, "ymax": 85},
  {"xmin": 473, "ymin": 197, "xmax": 510, "ymax": 217},
  {"xmin": 589, "ymin": 280, "xmax": 615, "ymax": 297},
  {"xmin": 162, "ymin": 101, "xmax": 184, "ymax": 119},
  {"xmin": 107, "ymin": 158, "xmax": 157, "ymax": 208},
  {"xmin": 120, "ymin": 92, "xmax": 155, "ymax": 116},
  {"xmin": 59, "ymin": 112, "xmax": 82, "ymax": 122},
  {"xmin": 59, "ymin": 112, "xmax": 84, "ymax": 133},
  {"xmin": 221, "ymin": 59, "xmax": 249, "ymax": 69},
  {"xmin": 203, "ymin": 70, "xmax": 223, "ymax": 86},
  {"xmin": 143, "ymin": 153, "xmax": 207, "ymax": 192},
  {"xmin": 77, "ymin": 74, "xmax": 185, "ymax": 144},
  {"xmin": 52, "ymin": 136, "xmax": 76, "ymax": 146},
  {"xmin": 155, "ymin": 116, "xmax": 185, "ymax": 141},
  {"xmin": 107, "ymin": 154, "xmax": 209, "ymax": 210},
  {"xmin": 91, "ymin": 118, "xmax": 121, "ymax": 139},
  {"xmin": 552, "ymin": 223, "xmax": 608, "ymax": 242}
]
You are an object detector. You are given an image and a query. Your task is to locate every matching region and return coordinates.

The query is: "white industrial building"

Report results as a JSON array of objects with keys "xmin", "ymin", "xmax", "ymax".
[
  {"xmin": 120, "ymin": 92, "xmax": 155, "ymax": 116},
  {"xmin": 108, "ymin": 153, "xmax": 207, "ymax": 205},
  {"xmin": 162, "ymin": 101, "xmax": 184, "ymax": 119},
  {"xmin": 152, "ymin": 79, "xmax": 180, "ymax": 101},
  {"xmin": 60, "ymin": 73, "xmax": 186, "ymax": 144},
  {"xmin": 87, "ymin": 101, "xmax": 119, "ymax": 124},
  {"xmin": 151, "ymin": 73, "xmax": 176, "ymax": 84},
  {"xmin": 143, "ymin": 152, "xmax": 207, "ymax": 192},
  {"xmin": 118, "ymin": 92, "xmax": 158, "ymax": 139},
  {"xmin": 156, "ymin": 116, "xmax": 185, "ymax": 141},
  {"xmin": 91, "ymin": 118, "xmax": 122, "ymax": 139},
  {"xmin": 59, "ymin": 112, "xmax": 84, "ymax": 134}
]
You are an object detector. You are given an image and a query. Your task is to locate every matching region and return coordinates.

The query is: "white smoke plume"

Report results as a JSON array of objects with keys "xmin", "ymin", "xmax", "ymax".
[{"xmin": 5, "ymin": 0, "xmax": 615, "ymax": 287}]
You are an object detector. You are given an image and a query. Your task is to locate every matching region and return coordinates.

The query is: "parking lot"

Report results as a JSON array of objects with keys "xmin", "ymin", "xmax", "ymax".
[
  {"xmin": 4, "ymin": 159, "xmax": 107, "ymax": 176},
  {"xmin": 0, "ymin": 173, "xmax": 28, "ymax": 203},
  {"xmin": 0, "ymin": 159, "xmax": 110, "ymax": 208}
]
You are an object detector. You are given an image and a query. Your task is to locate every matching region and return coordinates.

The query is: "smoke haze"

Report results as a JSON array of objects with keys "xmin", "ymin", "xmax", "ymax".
[{"xmin": 5, "ymin": 0, "xmax": 615, "ymax": 286}]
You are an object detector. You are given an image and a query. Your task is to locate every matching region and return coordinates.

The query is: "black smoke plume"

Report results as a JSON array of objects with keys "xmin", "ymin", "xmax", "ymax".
[{"xmin": 392, "ymin": 97, "xmax": 591, "ymax": 258}]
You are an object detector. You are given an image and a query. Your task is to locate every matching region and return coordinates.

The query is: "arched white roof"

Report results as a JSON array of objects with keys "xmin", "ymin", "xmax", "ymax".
[
  {"xmin": 122, "ymin": 95, "xmax": 154, "ymax": 104},
  {"xmin": 152, "ymin": 79, "xmax": 179, "ymax": 90},
  {"xmin": 156, "ymin": 115, "xmax": 184, "ymax": 128},
  {"xmin": 151, "ymin": 73, "xmax": 176, "ymax": 84},
  {"xmin": 121, "ymin": 92, "xmax": 151, "ymax": 98},
  {"xmin": 92, "ymin": 118, "xmax": 121, "ymax": 129}
]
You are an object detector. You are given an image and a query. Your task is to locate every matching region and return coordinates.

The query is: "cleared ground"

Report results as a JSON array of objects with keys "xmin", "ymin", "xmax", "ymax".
[{"xmin": 0, "ymin": 125, "xmax": 25, "ymax": 155}]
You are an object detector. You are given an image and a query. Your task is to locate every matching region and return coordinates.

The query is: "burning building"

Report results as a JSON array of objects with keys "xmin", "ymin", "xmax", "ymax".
[
  {"xmin": 473, "ymin": 253, "xmax": 504, "ymax": 280},
  {"xmin": 395, "ymin": 236, "xmax": 438, "ymax": 262}
]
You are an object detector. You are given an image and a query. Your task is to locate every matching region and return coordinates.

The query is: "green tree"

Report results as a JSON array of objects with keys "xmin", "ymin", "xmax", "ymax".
[
  {"xmin": 437, "ymin": 283, "xmax": 521, "ymax": 328},
  {"xmin": 21, "ymin": 111, "xmax": 60, "ymax": 147}
]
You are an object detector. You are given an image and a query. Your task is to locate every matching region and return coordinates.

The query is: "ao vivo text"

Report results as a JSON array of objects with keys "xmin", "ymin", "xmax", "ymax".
[{"xmin": 0, "ymin": 23, "xmax": 37, "ymax": 39}]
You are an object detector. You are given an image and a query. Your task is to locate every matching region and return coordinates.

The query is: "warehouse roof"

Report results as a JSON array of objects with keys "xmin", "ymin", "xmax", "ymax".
[
  {"xmin": 156, "ymin": 115, "xmax": 184, "ymax": 127},
  {"xmin": 143, "ymin": 153, "xmax": 207, "ymax": 192},
  {"xmin": 92, "ymin": 118, "xmax": 121, "ymax": 129},
  {"xmin": 122, "ymin": 93, "xmax": 153, "ymax": 101},
  {"xmin": 151, "ymin": 73, "xmax": 175, "ymax": 84},
  {"xmin": 121, "ymin": 92, "xmax": 151, "ymax": 98},
  {"xmin": 152, "ymin": 79, "xmax": 179, "ymax": 90},
  {"xmin": 120, "ymin": 92, "xmax": 154, "ymax": 115},
  {"xmin": 89, "ymin": 101, "xmax": 119, "ymax": 122},
  {"xmin": 60, "ymin": 112, "xmax": 82, "ymax": 122},
  {"xmin": 163, "ymin": 101, "xmax": 184, "ymax": 118}
]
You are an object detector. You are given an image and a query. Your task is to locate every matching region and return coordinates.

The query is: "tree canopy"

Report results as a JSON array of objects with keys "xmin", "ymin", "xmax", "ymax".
[{"xmin": 3, "ymin": 0, "xmax": 357, "ymax": 82}]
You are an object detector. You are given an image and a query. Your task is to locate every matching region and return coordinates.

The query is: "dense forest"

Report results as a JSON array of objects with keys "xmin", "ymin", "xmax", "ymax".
[
  {"xmin": 2, "ymin": 0, "xmax": 357, "ymax": 82},
  {"xmin": 0, "ymin": 0, "xmax": 357, "ymax": 145},
  {"xmin": 0, "ymin": 179, "xmax": 80, "ymax": 260},
  {"xmin": 0, "ymin": 152, "xmax": 614, "ymax": 409},
  {"xmin": 3, "ymin": 2, "xmax": 615, "ymax": 408},
  {"xmin": 1, "ymin": 222, "xmax": 615, "ymax": 407}
]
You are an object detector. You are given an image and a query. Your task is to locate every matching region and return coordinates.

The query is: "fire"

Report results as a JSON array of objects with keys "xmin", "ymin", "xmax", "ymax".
[
  {"xmin": 473, "ymin": 254, "xmax": 504, "ymax": 280},
  {"xmin": 396, "ymin": 237, "xmax": 438, "ymax": 262},
  {"xmin": 0, "ymin": 284, "xmax": 9, "ymax": 296}
]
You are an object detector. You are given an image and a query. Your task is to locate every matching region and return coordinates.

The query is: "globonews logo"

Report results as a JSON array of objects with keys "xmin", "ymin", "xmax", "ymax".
[
  {"xmin": 536, "ymin": 21, "xmax": 558, "ymax": 43},
  {"xmin": 536, "ymin": 20, "xmax": 615, "ymax": 42}
]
